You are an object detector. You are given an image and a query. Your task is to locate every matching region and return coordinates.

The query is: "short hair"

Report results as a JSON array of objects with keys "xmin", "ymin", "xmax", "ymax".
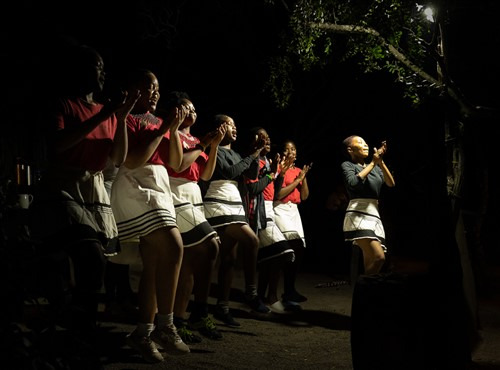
[
  {"xmin": 162, "ymin": 91, "xmax": 191, "ymax": 110},
  {"xmin": 214, "ymin": 114, "xmax": 231, "ymax": 126},
  {"xmin": 122, "ymin": 68, "xmax": 154, "ymax": 90},
  {"xmin": 280, "ymin": 139, "xmax": 296, "ymax": 152},
  {"xmin": 342, "ymin": 135, "xmax": 358, "ymax": 158}
]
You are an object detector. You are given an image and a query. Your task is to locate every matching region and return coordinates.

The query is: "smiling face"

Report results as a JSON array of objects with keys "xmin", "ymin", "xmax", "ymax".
[
  {"xmin": 256, "ymin": 128, "xmax": 271, "ymax": 155},
  {"xmin": 347, "ymin": 136, "xmax": 369, "ymax": 161},
  {"xmin": 132, "ymin": 71, "xmax": 160, "ymax": 114},
  {"xmin": 180, "ymin": 99, "xmax": 197, "ymax": 129},
  {"xmin": 282, "ymin": 141, "xmax": 297, "ymax": 162}
]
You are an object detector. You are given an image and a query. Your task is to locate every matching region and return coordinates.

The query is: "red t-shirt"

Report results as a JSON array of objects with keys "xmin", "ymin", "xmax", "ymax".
[
  {"xmin": 52, "ymin": 97, "xmax": 117, "ymax": 171},
  {"xmin": 127, "ymin": 112, "xmax": 171, "ymax": 167},
  {"xmin": 279, "ymin": 166, "xmax": 302, "ymax": 204},
  {"xmin": 166, "ymin": 131, "xmax": 209, "ymax": 182},
  {"xmin": 247, "ymin": 158, "xmax": 275, "ymax": 200}
]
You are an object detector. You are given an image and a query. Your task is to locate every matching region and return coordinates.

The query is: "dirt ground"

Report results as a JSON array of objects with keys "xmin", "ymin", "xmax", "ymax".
[
  {"xmin": 101, "ymin": 269, "xmax": 354, "ymax": 370},
  {"xmin": 94, "ymin": 265, "xmax": 500, "ymax": 370},
  {"xmin": 11, "ymin": 260, "xmax": 499, "ymax": 370}
]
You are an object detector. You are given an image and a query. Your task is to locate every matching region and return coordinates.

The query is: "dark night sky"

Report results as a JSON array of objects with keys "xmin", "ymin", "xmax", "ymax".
[{"xmin": 3, "ymin": 0, "xmax": 500, "ymax": 272}]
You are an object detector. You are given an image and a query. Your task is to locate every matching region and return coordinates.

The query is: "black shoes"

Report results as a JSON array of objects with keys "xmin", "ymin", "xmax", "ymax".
[{"xmin": 213, "ymin": 304, "xmax": 241, "ymax": 327}]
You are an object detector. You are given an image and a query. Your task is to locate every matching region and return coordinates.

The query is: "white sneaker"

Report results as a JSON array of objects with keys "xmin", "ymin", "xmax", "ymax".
[
  {"xmin": 268, "ymin": 300, "xmax": 290, "ymax": 314},
  {"xmin": 126, "ymin": 332, "xmax": 164, "ymax": 363},
  {"xmin": 151, "ymin": 324, "xmax": 190, "ymax": 355}
]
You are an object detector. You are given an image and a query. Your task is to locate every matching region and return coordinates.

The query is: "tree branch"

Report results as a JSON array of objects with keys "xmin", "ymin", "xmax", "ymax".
[
  {"xmin": 310, "ymin": 22, "xmax": 441, "ymax": 86},
  {"xmin": 310, "ymin": 22, "xmax": 478, "ymax": 117}
]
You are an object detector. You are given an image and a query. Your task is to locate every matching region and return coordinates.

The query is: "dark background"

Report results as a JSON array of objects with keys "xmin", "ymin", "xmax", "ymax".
[{"xmin": 3, "ymin": 0, "xmax": 500, "ymax": 277}]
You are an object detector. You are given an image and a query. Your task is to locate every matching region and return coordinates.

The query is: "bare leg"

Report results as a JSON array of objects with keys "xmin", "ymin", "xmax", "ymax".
[
  {"xmin": 257, "ymin": 266, "xmax": 269, "ymax": 300},
  {"xmin": 356, "ymin": 239, "xmax": 386, "ymax": 275},
  {"xmin": 217, "ymin": 228, "xmax": 237, "ymax": 304},
  {"xmin": 224, "ymin": 224, "xmax": 259, "ymax": 292},
  {"xmin": 283, "ymin": 238, "xmax": 306, "ymax": 301},
  {"xmin": 139, "ymin": 226, "xmax": 183, "ymax": 324},
  {"xmin": 192, "ymin": 237, "xmax": 219, "ymax": 305},
  {"xmin": 173, "ymin": 249, "xmax": 195, "ymax": 321},
  {"xmin": 266, "ymin": 267, "xmax": 281, "ymax": 304}
]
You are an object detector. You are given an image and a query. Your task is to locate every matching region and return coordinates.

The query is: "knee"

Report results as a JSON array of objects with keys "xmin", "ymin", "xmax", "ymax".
[
  {"xmin": 247, "ymin": 233, "xmax": 259, "ymax": 250},
  {"xmin": 221, "ymin": 249, "xmax": 237, "ymax": 267},
  {"xmin": 373, "ymin": 253, "xmax": 386, "ymax": 266},
  {"xmin": 170, "ymin": 242, "xmax": 184, "ymax": 261},
  {"xmin": 206, "ymin": 237, "xmax": 220, "ymax": 260}
]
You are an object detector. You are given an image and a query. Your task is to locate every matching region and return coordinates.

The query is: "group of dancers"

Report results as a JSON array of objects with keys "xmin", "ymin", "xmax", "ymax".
[{"xmin": 33, "ymin": 44, "xmax": 313, "ymax": 364}]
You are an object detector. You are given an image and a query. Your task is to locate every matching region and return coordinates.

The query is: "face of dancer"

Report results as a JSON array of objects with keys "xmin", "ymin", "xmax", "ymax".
[
  {"xmin": 68, "ymin": 46, "xmax": 106, "ymax": 96},
  {"xmin": 90, "ymin": 53, "xmax": 106, "ymax": 93},
  {"xmin": 256, "ymin": 128, "xmax": 271, "ymax": 156},
  {"xmin": 347, "ymin": 136, "xmax": 370, "ymax": 161},
  {"xmin": 133, "ymin": 72, "xmax": 160, "ymax": 113},
  {"xmin": 180, "ymin": 99, "xmax": 197, "ymax": 129},
  {"xmin": 223, "ymin": 117, "xmax": 237, "ymax": 143},
  {"xmin": 282, "ymin": 141, "xmax": 297, "ymax": 163}
]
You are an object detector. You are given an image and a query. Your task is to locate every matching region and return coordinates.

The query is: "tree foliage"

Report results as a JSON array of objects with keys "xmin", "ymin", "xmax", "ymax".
[{"xmin": 265, "ymin": 0, "xmax": 454, "ymax": 109}]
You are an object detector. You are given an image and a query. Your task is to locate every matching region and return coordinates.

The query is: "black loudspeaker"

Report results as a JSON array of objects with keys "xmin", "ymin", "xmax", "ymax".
[{"xmin": 350, "ymin": 272, "xmax": 470, "ymax": 370}]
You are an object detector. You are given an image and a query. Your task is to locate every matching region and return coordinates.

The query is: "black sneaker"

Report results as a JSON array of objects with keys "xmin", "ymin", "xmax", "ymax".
[
  {"xmin": 282, "ymin": 299, "xmax": 302, "ymax": 312},
  {"xmin": 213, "ymin": 305, "xmax": 241, "ymax": 328},
  {"xmin": 282, "ymin": 290, "xmax": 308, "ymax": 303},
  {"xmin": 245, "ymin": 295, "xmax": 271, "ymax": 314},
  {"xmin": 177, "ymin": 324, "xmax": 203, "ymax": 344},
  {"xmin": 188, "ymin": 316, "xmax": 223, "ymax": 340}
]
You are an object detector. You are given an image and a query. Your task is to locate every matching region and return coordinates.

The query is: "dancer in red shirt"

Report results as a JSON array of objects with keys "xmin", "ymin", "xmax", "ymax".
[{"xmin": 274, "ymin": 140, "xmax": 312, "ymax": 309}]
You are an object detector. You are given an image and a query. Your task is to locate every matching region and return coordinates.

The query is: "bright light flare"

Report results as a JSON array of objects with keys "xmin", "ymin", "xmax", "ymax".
[{"xmin": 416, "ymin": 3, "xmax": 435, "ymax": 23}]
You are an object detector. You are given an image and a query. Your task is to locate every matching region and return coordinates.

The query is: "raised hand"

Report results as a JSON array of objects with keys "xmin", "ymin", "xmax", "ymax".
[
  {"xmin": 297, "ymin": 162, "xmax": 312, "ymax": 181},
  {"xmin": 372, "ymin": 140, "xmax": 387, "ymax": 164},
  {"xmin": 160, "ymin": 105, "xmax": 188, "ymax": 134},
  {"xmin": 279, "ymin": 154, "xmax": 294, "ymax": 175},
  {"xmin": 271, "ymin": 153, "xmax": 281, "ymax": 174},
  {"xmin": 114, "ymin": 90, "xmax": 141, "ymax": 121},
  {"xmin": 212, "ymin": 123, "xmax": 227, "ymax": 146},
  {"xmin": 102, "ymin": 89, "xmax": 141, "ymax": 120}
]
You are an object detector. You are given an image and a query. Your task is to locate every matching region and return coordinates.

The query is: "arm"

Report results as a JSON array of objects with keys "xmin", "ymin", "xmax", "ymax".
[
  {"xmin": 108, "ymin": 90, "xmax": 141, "ymax": 166},
  {"xmin": 357, "ymin": 141, "xmax": 395, "ymax": 187},
  {"xmin": 243, "ymin": 136, "xmax": 267, "ymax": 180},
  {"xmin": 300, "ymin": 176, "xmax": 310, "ymax": 201},
  {"xmin": 176, "ymin": 129, "xmax": 219, "ymax": 174},
  {"xmin": 200, "ymin": 125, "xmax": 226, "ymax": 181},
  {"xmin": 54, "ymin": 110, "xmax": 111, "ymax": 154},
  {"xmin": 217, "ymin": 150, "xmax": 260, "ymax": 180},
  {"xmin": 246, "ymin": 169, "xmax": 273, "ymax": 197},
  {"xmin": 274, "ymin": 154, "xmax": 292, "ymax": 199},
  {"xmin": 124, "ymin": 106, "xmax": 187, "ymax": 169},
  {"xmin": 379, "ymin": 160, "xmax": 395, "ymax": 187},
  {"xmin": 166, "ymin": 107, "xmax": 188, "ymax": 171},
  {"xmin": 277, "ymin": 163, "xmax": 312, "ymax": 200}
]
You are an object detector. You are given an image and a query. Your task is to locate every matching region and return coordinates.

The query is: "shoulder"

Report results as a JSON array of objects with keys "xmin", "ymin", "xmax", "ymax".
[
  {"xmin": 129, "ymin": 112, "xmax": 161, "ymax": 129},
  {"xmin": 341, "ymin": 161, "xmax": 355, "ymax": 169}
]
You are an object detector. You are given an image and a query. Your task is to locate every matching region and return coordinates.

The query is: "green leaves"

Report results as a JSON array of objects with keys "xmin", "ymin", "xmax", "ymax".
[{"xmin": 266, "ymin": 0, "xmax": 438, "ymax": 108}]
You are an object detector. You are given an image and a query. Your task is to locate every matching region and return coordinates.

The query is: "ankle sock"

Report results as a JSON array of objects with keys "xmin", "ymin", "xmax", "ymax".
[
  {"xmin": 135, "ymin": 322, "xmax": 155, "ymax": 337},
  {"xmin": 156, "ymin": 312, "xmax": 174, "ymax": 328}
]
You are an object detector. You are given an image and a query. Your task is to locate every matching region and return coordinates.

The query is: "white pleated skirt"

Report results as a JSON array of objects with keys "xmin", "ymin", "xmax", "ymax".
[
  {"xmin": 343, "ymin": 198, "xmax": 386, "ymax": 251},
  {"xmin": 257, "ymin": 200, "xmax": 295, "ymax": 265},
  {"xmin": 273, "ymin": 200, "xmax": 306, "ymax": 248},
  {"xmin": 204, "ymin": 180, "xmax": 248, "ymax": 228},
  {"xmin": 111, "ymin": 164, "xmax": 177, "ymax": 243},
  {"xmin": 170, "ymin": 177, "xmax": 218, "ymax": 247}
]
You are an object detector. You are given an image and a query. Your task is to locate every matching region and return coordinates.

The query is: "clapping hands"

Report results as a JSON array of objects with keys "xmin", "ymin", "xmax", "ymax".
[
  {"xmin": 103, "ymin": 89, "xmax": 141, "ymax": 120},
  {"xmin": 200, "ymin": 124, "xmax": 228, "ymax": 150},
  {"xmin": 372, "ymin": 140, "xmax": 387, "ymax": 164},
  {"xmin": 159, "ymin": 105, "xmax": 189, "ymax": 134}
]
